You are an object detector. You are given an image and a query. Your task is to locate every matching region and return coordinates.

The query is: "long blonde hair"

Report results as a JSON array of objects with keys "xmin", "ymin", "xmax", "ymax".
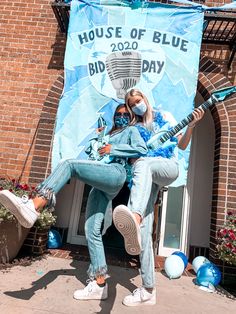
[{"xmin": 125, "ymin": 89, "xmax": 153, "ymax": 130}]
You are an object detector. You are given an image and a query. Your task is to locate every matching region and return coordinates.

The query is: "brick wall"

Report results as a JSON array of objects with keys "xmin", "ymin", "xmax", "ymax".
[
  {"xmin": 0, "ymin": 0, "xmax": 65, "ymax": 183},
  {"xmin": 197, "ymin": 55, "xmax": 236, "ymax": 275},
  {"xmin": 201, "ymin": 44, "xmax": 235, "ymax": 86}
]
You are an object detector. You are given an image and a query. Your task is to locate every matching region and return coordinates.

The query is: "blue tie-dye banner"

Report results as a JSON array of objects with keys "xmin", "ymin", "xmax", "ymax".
[{"xmin": 52, "ymin": 0, "xmax": 205, "ymax": 186}]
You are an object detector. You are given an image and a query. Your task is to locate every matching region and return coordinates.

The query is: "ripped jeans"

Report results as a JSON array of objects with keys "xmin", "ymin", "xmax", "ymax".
[
  {"xmin": 128, "ymin": 157, "xmax": 179, "ymax": 288},
  {"xmin": 36, "ymin": 158, "xmax": 126, "ymax": 279}
]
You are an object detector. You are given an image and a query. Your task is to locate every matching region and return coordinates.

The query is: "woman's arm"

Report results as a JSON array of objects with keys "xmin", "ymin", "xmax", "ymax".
[
  {"xmin": 178, "ymin": 108, "xmax": 205, "ymax": 150},
  {"xmin": 99, "ymin": 126, "xmax": 148, "ymax": 158}
]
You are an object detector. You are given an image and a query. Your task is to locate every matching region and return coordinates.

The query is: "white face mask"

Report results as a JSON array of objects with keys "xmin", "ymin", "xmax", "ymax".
[{"xmin": 132, "ymin": 100, "xmax": 147, "ymax": 116}]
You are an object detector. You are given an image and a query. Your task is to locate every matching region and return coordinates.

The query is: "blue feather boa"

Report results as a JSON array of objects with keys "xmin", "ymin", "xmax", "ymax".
[
  {"xmin": 153, "ymin": 111, "xmax": 167, "ymax": 128},
  {"xmin": 135, "ymin": 116, "xmax": 178, "ymax": 159}
]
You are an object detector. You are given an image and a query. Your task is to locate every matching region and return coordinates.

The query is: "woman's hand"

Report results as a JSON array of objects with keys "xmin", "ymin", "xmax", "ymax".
[
  {"xmin": 178, "ymin": 107, "xmax": 205, "ymax": 150},
  {"xmin": 188, "ymin": 108, "xmax": 205, "ymax": 128},
  {"xmin": 98, "ymin": 144, "xmax": 112, "ymax": 156}
]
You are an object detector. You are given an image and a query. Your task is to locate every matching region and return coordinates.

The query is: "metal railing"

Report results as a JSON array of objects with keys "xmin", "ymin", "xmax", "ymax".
[{"xmin": 52, "ymin": 1, "xmax": 70, "ymax": 34}]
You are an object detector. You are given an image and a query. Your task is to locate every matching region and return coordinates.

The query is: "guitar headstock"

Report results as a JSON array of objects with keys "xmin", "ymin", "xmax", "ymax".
[
  {"xmin": 211, "ymin": 86, "xmax": 236, "ymax": 102},
  {"xmin": 97, "ymin": 114, "xmax": 107, "ymax": 129}
]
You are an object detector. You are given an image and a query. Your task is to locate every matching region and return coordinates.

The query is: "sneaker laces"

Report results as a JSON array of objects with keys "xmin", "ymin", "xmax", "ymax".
[
  {"xmin": 132, "ymin": 287, "xmax": 148, "ymax": 300},
  {"xmin": 85, "ymin": 279, "xmax": 96, "ymax": 293},
  {"xmin": 132, "ymin": 287, "xmax": 142, "ymax": 296},
  {"xmin": 21, "ymin": 195, "xmax": 29, "ymax": 203}
]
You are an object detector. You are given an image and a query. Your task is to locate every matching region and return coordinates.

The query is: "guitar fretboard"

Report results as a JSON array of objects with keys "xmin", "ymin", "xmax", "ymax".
[{"xmin": 159, "ymin": 97, "xmax": 216, "ymax": 144}]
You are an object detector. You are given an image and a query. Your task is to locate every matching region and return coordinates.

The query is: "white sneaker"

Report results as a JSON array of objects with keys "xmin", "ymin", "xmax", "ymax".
[
  {"xmin": 123, "ymin": 287, "xmax": 156, "ymax": 307},
  {"xmin": 0, "ymin": 190, "xmax": 39, "ymax": 228},
  {"xmin": 73, "ymin": 280, "xmax": 108, "ymax": 300},
  {"xmin": 113, "ymin": 205, "xmax": 141, "ymax": 255}
]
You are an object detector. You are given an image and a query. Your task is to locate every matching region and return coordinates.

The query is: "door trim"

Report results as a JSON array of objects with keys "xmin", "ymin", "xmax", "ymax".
[{"xmin": 67, "ymin": 180, "xmax": 87, "ymax": 246}]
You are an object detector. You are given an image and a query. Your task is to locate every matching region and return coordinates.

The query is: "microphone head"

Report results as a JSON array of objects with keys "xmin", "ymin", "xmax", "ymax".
[{"xmin": 106, "ymin": 51, "xmax": 142, "ymax": 99}]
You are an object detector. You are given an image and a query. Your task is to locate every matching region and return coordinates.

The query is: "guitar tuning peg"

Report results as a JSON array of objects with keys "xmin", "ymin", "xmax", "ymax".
[{"xmin": 98, "ymin": 114, "xmax": 107, "ymax": 128}]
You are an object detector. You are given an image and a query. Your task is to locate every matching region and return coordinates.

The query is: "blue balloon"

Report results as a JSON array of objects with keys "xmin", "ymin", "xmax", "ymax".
[
  {"xmin": 172, "ymin": 251, "xmax": 188, "ymax": 268},
  {"xmin": 196, "ymin": 263, "xmax": 221, "ymax": 288},
  {"xmin": 47, "ymin": 229, "xmax": 62, "ymax": 249},
  {"xmin": 164, "ymin": 255, "xmax": 185, "ymax": 279},
  {"xmin": 192, "ymin": 256, "xmax": 210, "ymax": 273}
]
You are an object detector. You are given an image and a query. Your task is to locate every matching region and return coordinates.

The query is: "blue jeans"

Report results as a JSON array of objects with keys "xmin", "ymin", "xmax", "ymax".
[
  {"xmin": 37, "ymin": 158, "xmax": 126, "ymax": 278},
  {"xmin": 128, "ymin": 157, "xmax": 179, "ymax": 288}
]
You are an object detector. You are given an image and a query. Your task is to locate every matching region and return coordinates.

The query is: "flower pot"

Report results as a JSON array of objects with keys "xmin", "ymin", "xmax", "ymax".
[
  {"xmin": 0, "ymin": 219, "xmax": 29, "ymax": 263},
  {"xmin": 22, "ymin": 226, "xmax": 49, "ymax": 255}
]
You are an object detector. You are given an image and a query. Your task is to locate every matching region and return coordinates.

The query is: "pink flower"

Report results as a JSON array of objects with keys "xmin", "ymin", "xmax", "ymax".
[
  {"xmin": 226, "ymin": 243, "xmax": 233, "ymax": 249},
  {"xmin": 22, "ymin": 184, "xmax": 29, "ymax": 191},
  {"xmin": 222, "ymin": 229, "xmax": 228, "ymax": 236}
]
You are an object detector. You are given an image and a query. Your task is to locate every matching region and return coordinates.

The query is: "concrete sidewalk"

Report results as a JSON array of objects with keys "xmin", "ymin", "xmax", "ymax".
[{"xmin": 0, "ymin": 256, "xmax": 235, "ymax": 314}]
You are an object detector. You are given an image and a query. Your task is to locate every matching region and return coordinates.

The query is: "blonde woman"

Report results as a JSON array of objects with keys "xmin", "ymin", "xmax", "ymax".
[{"xmin": 113, "ymin": 89, "xmax": 205, "ymax": 307}]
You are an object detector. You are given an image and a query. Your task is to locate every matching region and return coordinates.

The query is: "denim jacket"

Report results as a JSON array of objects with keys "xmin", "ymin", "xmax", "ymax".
[
  {"xmin": 109, "ymin": 126, "xmax": 147, "ymax": 158},
  {"xmin": 109, "ymin": 126, "xmax": 147, "ymax": 183},
  {"xmin": 85, "ymin": 125, "xmax": 147, "ymax": 167}
]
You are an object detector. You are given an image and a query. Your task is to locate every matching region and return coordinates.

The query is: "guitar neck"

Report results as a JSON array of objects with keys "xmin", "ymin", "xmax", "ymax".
[
  {"xmin": 97, "ymin": 129, "xmax": 106, "ymax": 143},
  {"xmin": 159, "ymin": 96, "xmax": 216, "ymax": 144},
  {"xmin": 97, "ymin": 115, "xmax": 107, "ymax": 143}
]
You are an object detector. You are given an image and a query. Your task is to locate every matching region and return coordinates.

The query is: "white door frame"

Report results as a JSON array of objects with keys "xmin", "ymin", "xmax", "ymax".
[
  {"xmin": 157, "ymin": 186, "xmax": 190, "ymax": 257},
  {"xmin": 67, "ymin": 180, "xmax": 87, "ymax": 246}
]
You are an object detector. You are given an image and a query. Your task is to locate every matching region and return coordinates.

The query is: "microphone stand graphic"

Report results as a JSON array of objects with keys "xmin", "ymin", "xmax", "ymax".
[{"xmin": 105, "ymin": 51, "xmax": 142, "ymax": 99}]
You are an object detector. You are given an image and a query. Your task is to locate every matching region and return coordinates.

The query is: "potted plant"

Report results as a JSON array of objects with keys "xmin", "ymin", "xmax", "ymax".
[
  {"xmin": 23, "ymin": 208, "xmax": 57, "ymax": 256},
  {"xmin": 0, "ymin": 177, "xmax": 56, "ymax": 263},
  {"xmin": 216, "ymin": 211, "xmax": 236, "ymax": 266}
]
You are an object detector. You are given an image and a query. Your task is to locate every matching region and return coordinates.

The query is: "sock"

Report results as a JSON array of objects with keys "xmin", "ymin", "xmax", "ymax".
[
  {"xmin": 97, "ymin": 282, "xmax": 106, "ymax": 287},
  {"xmin": 145, "ymin": 288, "xmax": 153, "ymax": 293}
]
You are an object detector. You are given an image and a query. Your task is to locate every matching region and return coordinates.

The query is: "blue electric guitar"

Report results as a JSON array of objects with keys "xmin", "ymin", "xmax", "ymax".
[
  {"xmin": 147, "ymin": 86, "xmax": 236, "ymax": 150},
  {"xmin": 85, "ymin": 114, "xmax": 112, "ymax": 162}
]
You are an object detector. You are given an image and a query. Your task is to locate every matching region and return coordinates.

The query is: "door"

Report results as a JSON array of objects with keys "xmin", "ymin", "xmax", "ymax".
[
  {"xmin": 67, "ymin": 180, "xmax": 91, "ymax": 245},
  {"xmin": 157, "ymin": 185, "xmax": 190, "ymax": 256},
  {"xmin": 67, "ymin": 180, "xmax": 130, "ymax": 249}
]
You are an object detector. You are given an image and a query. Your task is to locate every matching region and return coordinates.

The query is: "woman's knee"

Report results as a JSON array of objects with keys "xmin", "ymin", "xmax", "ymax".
[
  {"xmin": 134, "ymin": 158, "xmax": 149, "ymax": 169},
  {"xmin": 57, "ymin": 158, "xmax": 75, "ymax": 172},
  {"xmin": 109, "ymin": 172, "xmax": 126, "ymax": 191}
]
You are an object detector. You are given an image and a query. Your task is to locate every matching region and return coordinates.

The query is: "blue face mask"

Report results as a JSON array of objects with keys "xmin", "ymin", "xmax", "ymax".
[
  {"xmin": 114, "ymin": 116, "xmax": 130, "ymax": 128},
  {"xmin": 132, "ymin": 100, "xmax": 147, "ymax": 116}
]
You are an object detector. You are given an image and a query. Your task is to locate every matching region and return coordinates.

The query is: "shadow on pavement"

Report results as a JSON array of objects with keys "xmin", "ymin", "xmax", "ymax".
[{"xmin": 3, "ymin": 258, "xmax": 139, "ymax": 312}]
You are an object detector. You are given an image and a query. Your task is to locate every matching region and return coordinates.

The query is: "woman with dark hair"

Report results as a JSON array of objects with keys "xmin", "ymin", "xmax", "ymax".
[{"xmin": 0, "ymin": 103, "xmax": 147, "ymax": 301}]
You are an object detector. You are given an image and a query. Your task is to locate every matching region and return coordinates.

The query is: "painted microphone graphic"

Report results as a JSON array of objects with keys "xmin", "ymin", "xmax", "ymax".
[{"xmin": 105, "ymin": 51, "xmax": 142, "ymax": 99}]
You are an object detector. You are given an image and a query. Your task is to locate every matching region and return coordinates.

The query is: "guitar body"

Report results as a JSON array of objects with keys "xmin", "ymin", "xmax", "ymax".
[
  {"xmin": 86, "ymin": 134, "xmax": 113, "ymax": 164},
  {"xmin": 147, "ymin": 130, "xmax": 177, "ymax": 150},
  {"xmin": 85, "ymin": 114, "xmax": 114, "ymax": 163}
]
